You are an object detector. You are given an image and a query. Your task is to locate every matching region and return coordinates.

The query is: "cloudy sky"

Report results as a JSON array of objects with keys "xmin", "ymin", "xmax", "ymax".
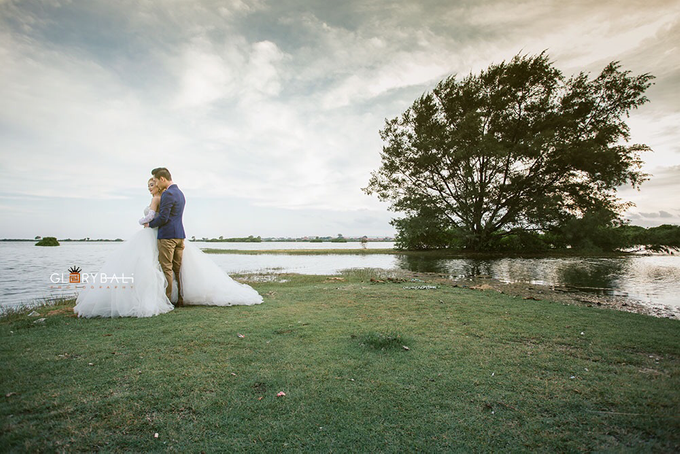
[{"xmin": 1, "ymin": 0, "xmax": 678, "ymax": 240}]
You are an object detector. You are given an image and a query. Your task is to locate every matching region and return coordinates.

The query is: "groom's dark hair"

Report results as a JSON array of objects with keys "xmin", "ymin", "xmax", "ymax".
[{"xmin": 152, "ymin": 167, "xmax": 172, "ymax": 181}]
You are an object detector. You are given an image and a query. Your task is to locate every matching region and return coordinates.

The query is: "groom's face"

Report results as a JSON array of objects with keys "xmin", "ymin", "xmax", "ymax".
[{"xmin": 153, "ymin": 177, "xmax": 166, "ymax": 190}]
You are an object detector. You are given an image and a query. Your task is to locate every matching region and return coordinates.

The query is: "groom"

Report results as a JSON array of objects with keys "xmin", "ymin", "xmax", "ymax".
[{"xmin": 146, "ymin": 167, "xmax": 186, "ymax": 307}]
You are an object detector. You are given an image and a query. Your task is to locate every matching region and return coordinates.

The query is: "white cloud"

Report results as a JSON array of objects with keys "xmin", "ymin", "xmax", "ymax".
[
  {"xmin": 1, "ymin": 0, "xmax": 679, "ymax": 238},
  {"xmin": 216, "ymin": 0, "xmax": 266, "ymax": 18},
  {"xmin": 620, "ymin": 165, "xmax": 680, "ymax": 227},
  {"xmin": 246, "ymin": 40, "xmax": 286, "ymax": 97},
  {"xmin": 173, "ymin": 37, "xmax": 239, "ymax": 109},
  {"xmin": 171, "ymin": 36, "xmax": 287, "ymax": 109}
]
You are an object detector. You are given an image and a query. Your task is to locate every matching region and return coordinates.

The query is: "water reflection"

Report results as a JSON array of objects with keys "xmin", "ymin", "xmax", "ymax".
[
  {"xmin": 555, "ymin": 259, "xmax": 624, "ymax": 291},
  {"xmin": 396, "ymin": 256, "xmax": 499, "ymax": 278},
  {"xmin": 1, "ymin": 241, "xmax": 678, "ymax": 309},
  {"xmin": 395, "ymin": 255, "xmax": 450, "ymax": 274},
  {"xmin": 394, "ymin": 254, "xmax": 679, "ymax": 307},
  {"xmin": 457, "ymin": 261, "xmax": 495, "ymax": 279},
  {"xmin": 399, "ymin": 256, "xmax": 626, "ymax": 291}
]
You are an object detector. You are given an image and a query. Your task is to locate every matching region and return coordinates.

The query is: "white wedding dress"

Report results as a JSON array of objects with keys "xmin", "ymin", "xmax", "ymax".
[{"xmin": 74, "ymin": 207, "xmax": 263, "ymax": 317}]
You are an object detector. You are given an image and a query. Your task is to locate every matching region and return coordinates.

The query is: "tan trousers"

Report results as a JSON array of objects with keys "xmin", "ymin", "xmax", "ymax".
[{"xmin": 158, "ymin": 238, "xmax": 185, "ymax": 305}]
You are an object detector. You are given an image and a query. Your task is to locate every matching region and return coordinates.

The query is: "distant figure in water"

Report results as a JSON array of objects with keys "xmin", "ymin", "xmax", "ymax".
[{"xmin": 361, "ymin": 236, "xmax": 368, "ymax": 249}]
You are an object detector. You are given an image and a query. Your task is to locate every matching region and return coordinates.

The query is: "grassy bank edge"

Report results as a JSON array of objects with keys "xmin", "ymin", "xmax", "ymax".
[{"xmin": 201, "ymin": 248, "xmax": 638, "ymax": 257}]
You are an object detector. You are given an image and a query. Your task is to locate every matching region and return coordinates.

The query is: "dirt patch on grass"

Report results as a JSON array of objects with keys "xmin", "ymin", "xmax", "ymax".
[{"xmin": 46, "ymin": 307, "xmax": 77, "ymax": 317}]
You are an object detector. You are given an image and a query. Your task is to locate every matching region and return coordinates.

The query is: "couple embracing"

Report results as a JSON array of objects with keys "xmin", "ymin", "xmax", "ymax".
[
  {"xmin": 143, "ymin": 167, "xmax": 186, "ymax": 307},
  {"xmin": 74, "ymin": 167, "xmax": 263, "ymax": 318}
]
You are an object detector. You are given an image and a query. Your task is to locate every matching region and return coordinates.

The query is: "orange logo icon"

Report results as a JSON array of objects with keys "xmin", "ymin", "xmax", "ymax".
[{"xmin": 68, "ymin": 266, "xmax": 82, "ymax": 284}]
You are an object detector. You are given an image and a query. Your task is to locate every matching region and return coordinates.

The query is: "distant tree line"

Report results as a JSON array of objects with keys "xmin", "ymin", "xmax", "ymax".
[
  {"xmin": 1, "ymin": 238, "xmax": 123, "ymax": 242},
  {"xmin": 192, "ymin": 234, "xmax": 392, "ymax": 243},
  {"xmin": 59, "ymin": 238, "xmax": 124, "ymax": 242},
  {"xmin": 393, "ymin": 220, "xmax": 680, "ymax": 253},
  {"xmin": 203, "ymin": 235, "xmax": 263, "ymax": 243}
]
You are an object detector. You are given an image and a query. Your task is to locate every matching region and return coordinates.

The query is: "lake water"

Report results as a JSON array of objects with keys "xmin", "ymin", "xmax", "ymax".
[{"xmin": 1, "ymin": 241, "xmax": 679, "ymax": 310}]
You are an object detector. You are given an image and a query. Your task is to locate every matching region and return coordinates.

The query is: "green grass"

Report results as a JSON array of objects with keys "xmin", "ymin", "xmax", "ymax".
[
  {"xmin": 1, "ymin": 273, "xmax": 679, "ymax": 452},
  {"xmin": 357, "ymin": 332, "xmax": 413, "ymax": 351}
]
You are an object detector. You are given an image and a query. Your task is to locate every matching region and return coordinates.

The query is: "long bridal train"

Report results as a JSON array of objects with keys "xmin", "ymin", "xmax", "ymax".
[
  {"xmin": 74, "ymin": 229, "xmax": 263, "ymax": 318},
  {"xmin": 180, "ymin": 240, "xmax": 263, "ymax": 306}
]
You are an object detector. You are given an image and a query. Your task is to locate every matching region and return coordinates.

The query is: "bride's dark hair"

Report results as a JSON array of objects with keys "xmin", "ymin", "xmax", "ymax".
[{"xmin": 152, "ymin": 167, "xmax": 172, "ymax": 180}]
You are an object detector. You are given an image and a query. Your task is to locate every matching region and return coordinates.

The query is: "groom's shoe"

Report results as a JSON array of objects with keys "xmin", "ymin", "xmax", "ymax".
[{"xmin": 175, "ymin": 298, "xmax": 184, "ymax": 308}]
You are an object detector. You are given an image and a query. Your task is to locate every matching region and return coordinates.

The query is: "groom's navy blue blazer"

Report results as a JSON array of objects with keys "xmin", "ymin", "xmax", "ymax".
[{"xmin": 149, "ymin": 184, "xmax": 186, "ymax": 239}]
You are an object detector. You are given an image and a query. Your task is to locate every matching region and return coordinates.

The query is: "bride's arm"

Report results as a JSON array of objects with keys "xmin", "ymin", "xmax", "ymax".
[
  {"xmin": 138, "ymin": 196, "xmax": 161, "ymax": 226},
  {"xmin": 139, "ymin": 210, "xmax": 155, "ymax": 226}
]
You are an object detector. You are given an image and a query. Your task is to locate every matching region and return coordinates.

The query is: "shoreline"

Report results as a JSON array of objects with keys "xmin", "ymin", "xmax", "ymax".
[
  {"xmin": 202, "ymin": 248, "xmax": 400, "ymax": 255},
  {"xmin": 201, "ymin": 248, "xmax": 644, "ymax": 258},
  {"xmin": 238, "ymin": 269, "xmax": 680, "ymax": 320},
  {"xmin": 429, "ymin": 274, "xmax": 679, "ymax": 320},
  {"xmin": 2, "ymin": 270, "xmax": 678, "ymax": 321}
]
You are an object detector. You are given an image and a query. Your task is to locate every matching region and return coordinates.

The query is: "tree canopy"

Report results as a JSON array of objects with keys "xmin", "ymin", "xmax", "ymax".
[{"xmin": 364, "ymin": 53, "xmax": 654, "ymax": 251}]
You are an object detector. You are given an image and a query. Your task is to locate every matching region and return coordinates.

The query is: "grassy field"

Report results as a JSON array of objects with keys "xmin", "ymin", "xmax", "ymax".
[{"xmin": 1, "ymin": 272, "xmax": 678, "ymax": 452}]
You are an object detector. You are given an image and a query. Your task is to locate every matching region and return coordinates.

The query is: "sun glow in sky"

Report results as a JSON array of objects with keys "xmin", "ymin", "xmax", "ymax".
[{"xmin": 1, "ymin": 0, "xmax": 679, "ymax": 239}]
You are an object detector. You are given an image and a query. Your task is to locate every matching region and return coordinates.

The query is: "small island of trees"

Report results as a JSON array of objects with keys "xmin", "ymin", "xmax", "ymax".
[{"xmin": 35, "ymin": 237, "xmax": 59, "ymax": 246}]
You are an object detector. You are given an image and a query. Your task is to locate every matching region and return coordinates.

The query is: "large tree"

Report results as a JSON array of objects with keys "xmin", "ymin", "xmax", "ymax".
[{"xmin": 364, "ymin": 53, "xmax": 654, "ymax": 251}]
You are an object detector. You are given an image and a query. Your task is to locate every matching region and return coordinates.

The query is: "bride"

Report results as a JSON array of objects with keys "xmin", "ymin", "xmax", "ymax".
[{"xmin": 74, "ymin": 178, "xmax": 263, "ymax": 317}]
